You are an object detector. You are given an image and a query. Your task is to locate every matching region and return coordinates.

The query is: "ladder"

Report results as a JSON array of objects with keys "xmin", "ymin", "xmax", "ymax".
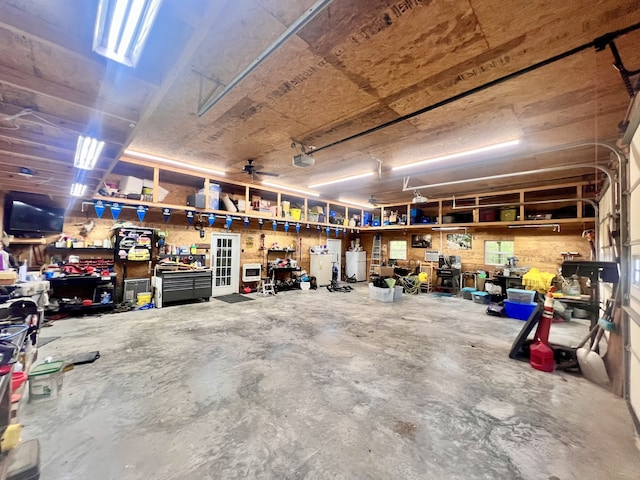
[{"xmin": 368, "ymin": 234, "xmax": 382, "ymax": 280}]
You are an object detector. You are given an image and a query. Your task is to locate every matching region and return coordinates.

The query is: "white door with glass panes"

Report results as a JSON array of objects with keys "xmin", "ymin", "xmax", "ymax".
[{"xmin": 211, "ymin": 233, "xmax": 240, "ymax": 296}]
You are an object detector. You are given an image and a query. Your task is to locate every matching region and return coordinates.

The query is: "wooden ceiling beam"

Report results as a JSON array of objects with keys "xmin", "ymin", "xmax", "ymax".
[
  {"xmin": 0, "ymin": 63, "xmax": 139, "ymax": 123},
  {"xmin": 0, "ymin": 143, "xmax": 78, "ymax": 166},
  {"xmin": 0, "ymin": 158, "xmax": 105, "ymax": 180},
  {"xmin": 0, "ymin": 102, "xmax": 129, "ymax": 144},
  {"xmin": 0, "ymin": 128, "xmax": 120, "ymax": 160}
]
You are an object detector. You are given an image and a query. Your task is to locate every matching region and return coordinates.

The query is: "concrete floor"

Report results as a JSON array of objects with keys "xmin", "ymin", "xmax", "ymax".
[{"xmin": 19, "ymin": 284, "xmax": 640, "ymax": 479}]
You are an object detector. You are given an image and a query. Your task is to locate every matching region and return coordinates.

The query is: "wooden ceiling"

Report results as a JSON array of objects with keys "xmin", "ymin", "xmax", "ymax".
[{"xmin": 0, "ymin": 0, "xmax": 638, "ymax": 207}]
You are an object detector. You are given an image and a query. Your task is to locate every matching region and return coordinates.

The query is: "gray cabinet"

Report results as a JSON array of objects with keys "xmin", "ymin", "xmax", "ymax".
[{"xmin": 153, "ymin": 270, "xmax": 213, "ymax": 308}]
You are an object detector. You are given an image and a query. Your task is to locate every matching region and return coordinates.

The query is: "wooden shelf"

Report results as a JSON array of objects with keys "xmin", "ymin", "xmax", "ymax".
[
  {"xmin": 9, "ymin": 238, "xmax": 47, "ymax": 245},
  {"xmin": 91, "ymin": 180, "xmax": 595, "ymax": 232},
  {"xmin": 358, "ymin": 217, "xmax": 595, "ymax": 230},
  {"xmin": 45, "ymin": 247, "xmax": 114, "ymax": 254}
]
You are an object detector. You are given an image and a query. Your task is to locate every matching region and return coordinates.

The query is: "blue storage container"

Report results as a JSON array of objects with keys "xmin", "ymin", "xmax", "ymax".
[
  {"xmin": 471, "ymin": 291, "xmax": 490, "ymax": 304},
  {"xmin": 507, "ymin": 288, "xmax": 536, "ymax": 304},
  {"xmin": 461, "ymin": 287, "xmax": 477, "ymax": 300},
  {"xmin": 504, "ymin": 300, "xmax": 537, "ymax": 320}
]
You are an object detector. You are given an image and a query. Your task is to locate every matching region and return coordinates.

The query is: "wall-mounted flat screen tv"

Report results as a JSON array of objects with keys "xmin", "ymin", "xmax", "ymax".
[{"xmin": 3, "ymin": 193, "xmax": 65, "ymax": 236}]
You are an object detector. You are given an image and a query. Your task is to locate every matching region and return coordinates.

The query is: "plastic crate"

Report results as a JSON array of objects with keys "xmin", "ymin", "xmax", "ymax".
[
  {"xmin": 507, "ymin": 288, "xmax": 536, "ymax": 304},
  {"xmin": 461, "ymin": 287, "xmax": 477, "ymax": 300},
  {"xmin": 471, "ymin": 291, "xmax": 490, "ymax": 304},
  {"xmin": 504, "ymin": 300, "xmax": 537, "ymax": 320}
]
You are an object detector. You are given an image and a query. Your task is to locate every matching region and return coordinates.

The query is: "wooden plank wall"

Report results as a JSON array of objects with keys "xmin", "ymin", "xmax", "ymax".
[{"xmin": 356, "ymin": 225, "xmax": 591, "ymax": 275}]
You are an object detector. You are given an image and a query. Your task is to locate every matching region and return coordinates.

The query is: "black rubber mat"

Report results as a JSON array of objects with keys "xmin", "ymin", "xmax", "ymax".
[{"xmin": 213, "ymin": 294, "xmax": 254, "ymax": 304}]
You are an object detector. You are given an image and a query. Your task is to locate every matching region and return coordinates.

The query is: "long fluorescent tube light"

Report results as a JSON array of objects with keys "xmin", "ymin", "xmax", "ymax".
[
  {"xmin": 392, "ymin": 139, "xmax": 521, "ymax": 172},
  {"xmin": 338, "ymin": 198, "xmax": 372, "ymax": 210},
  {"xmin": 509, "ymin": 224, "xmax": 561, "ymax": 232},
  {"xmin": 309, "ymin": 172, "xmax": 374, "ymax": 189},
  {"xmin": 431, "ymin": 226, "xmax": 467, "ymax": 231},
  {"xmin": 70, "ymin": 183, "xmax": 88, "ymax": 197},
  {"xmin": 124, "ymin": 149, "xmax": 226, "ymax": 176},
  {"xmin": 93, "ymin": 0, "xmax": 162, "ymax": 67},
  {"xmin": 74, "ymin": 135, "xmax": 105, "ymax": 170},
  {"xmin": 261, "ymin": 181, "xmax": 320, "ymax": 197}
]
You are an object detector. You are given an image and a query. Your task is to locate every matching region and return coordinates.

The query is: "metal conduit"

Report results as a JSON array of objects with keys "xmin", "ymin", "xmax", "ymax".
[
  {"xmin": 310, "ymin": 23, "xmax": 640, "ymax": 153},
  {"xmin": 198, "ymin": 0, "xmax": 335, "ymax": 117}
]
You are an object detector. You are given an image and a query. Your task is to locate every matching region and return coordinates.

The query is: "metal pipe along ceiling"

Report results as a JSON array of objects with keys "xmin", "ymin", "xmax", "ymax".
[
  {"xmin": 197, "ymin": 0, "xmax": 335, "ymax": 117},
  {"xmin": 310, "ymin": 23, "xmax": 640, "ymax": 154}
]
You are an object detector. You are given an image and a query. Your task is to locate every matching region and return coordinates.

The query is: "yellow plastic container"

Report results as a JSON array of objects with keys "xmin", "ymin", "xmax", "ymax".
[
  {"xmin": 290, "ymin": 208, "xmax": 302, "ymax": 220},
  {"xmin": 137, "ymin": 292, "xmax": 152, "ymax": 305}
]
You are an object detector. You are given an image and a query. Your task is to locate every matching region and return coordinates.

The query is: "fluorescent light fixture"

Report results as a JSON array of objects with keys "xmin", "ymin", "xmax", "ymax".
[
  {"xmin": 309, "ymin": 172, "xmax": 374, "ymax": 189},
  {"xmin": 74, "ymin": 135, "xmax": 105, "ymax": 170},
  {"xmin": 431, "ymin": 226, "xmax": 467, "ymax": 231},
  {"xmin": 70, "ymin": 183, "xmax": 88, "ymax": 197},
  {"xmin": 262, "ymin": 181, "xmax": 320, "ymax": 197},
  {"xmin": 123, "ymin": 149, "xmax": 226, "ymax": 176},
  {"xmin": 392, "ymin": 139, "xmax": 521, "ymax": 172},
  {"xmin": 93, "ymin": 0, "xmax": 162, "ymax": 67},
  {"xmin": 509, "ymin": 223, "xmax": 561, "ymax": 232},
  {"xmin": 338, "ymin": 198, "xmax": 372, "ymax": 210}
]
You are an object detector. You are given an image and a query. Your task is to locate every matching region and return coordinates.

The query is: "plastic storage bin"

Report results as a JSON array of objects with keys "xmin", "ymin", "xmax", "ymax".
[
  {"xmin": 504, "ymin": 300, "xmax": 537, "ymax": 320},
  {"xmin": 507, "ymin": 288, "xmax": 536, "ymax": 304},
  {"xmin": 28, "ymin": 361, "xmax": 64, "ymax": 402},
  {"xmin": 479, "ymin": 209, "xmax": 498, "ymax": 222},
  {"xmin": 500, "ymin": 208, "xmax": 517, "ymax": 221},
  {"xmin": 461, "ymin": 287, "xmax": 477, "ymax": 300},
  {"xmin": 393, "ymin": 286, "xmax": 403, "ymax": 300},
  {"xmin": 137, "ymin": 292, "xmax": 152, "ymax": 305},
  {"xmin": 369, "ymin": 284, "xmax": 394, "ymax": 302},
  {"xmin": 471, "ymin": 291, "xmax": 490, "ymax": 304}
]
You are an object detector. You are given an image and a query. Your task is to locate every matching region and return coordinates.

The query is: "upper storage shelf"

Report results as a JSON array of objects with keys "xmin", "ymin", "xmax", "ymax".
[{"xmin": 99, "ymin": 161, "xmax": 596, "ymax": 231}]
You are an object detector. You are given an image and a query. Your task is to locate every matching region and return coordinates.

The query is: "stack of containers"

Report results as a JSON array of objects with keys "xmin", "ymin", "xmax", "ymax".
[
  {"xmin": 504, "ymin": 288, "xmax": 537, "ymax": 320},
  {"xmin": 471, "ymin": 291, "xmax": 490, "ymax": 304},
  {"xmin": 461, "ymin": 287, "xmax": 476, "ymax": 300}
]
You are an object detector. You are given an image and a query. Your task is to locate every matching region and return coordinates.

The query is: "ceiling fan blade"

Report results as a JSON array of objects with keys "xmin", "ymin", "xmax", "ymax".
[{"xmin": 256, "ymin": 171, "xmax": 279, "ymax": 177}]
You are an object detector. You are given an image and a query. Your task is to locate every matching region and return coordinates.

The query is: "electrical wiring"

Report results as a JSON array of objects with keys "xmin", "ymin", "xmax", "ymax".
[{"xmin": 0, "ymin": 108, "xmax": 62, "ymax": 130}]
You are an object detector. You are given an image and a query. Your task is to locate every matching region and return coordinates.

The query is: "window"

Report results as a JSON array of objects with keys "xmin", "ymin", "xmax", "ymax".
[
  {"xmin": 389, "ymin": 240, "xmax": 407, "ymax": 261},
  {"xmin": 485, "ymin": 240, "xmax": 514, "ymax": 265},
  {"xmin": 633, "ymin": 255, "xmax": 640, "ymax": 287}
]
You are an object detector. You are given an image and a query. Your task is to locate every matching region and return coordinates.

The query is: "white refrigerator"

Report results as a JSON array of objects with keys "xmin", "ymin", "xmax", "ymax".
[
  {"xmin": 345, "ymin": 251, "xmax": 367, "ymax": 281},
  {"xmin": 310, "ymin": 254, "xmax": 336, "ymax": 286}
]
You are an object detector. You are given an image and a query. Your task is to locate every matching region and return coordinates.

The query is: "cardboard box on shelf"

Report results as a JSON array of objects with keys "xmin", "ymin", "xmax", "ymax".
[
  {"xmin": 373, "ymin": 266, "xmax": 395, "ymax": 277},
  {"xmin": 119, "ymin": 176, "xmax": 144, "ymax": 195}
]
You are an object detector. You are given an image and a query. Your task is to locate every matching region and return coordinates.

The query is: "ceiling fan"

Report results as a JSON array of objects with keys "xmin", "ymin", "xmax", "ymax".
[
  {"xmin": 242, "ymin": 159, "xmax": 279, "ymax": 179},
  {"xmin": 368, "ymin": 194, "xmax": 380, "ymax": 206}
]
